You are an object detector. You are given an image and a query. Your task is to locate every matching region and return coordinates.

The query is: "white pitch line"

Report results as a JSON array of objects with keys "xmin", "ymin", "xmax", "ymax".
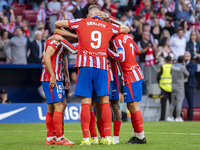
[{"xmin": 0, "ymin": 130, "xmax": 200, "ymax": 136}]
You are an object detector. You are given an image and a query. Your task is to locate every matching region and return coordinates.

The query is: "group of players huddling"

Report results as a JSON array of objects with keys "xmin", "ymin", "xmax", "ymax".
[{"xmin": 41, "ymin": 4, "xmax": 146, "ymax": 146}]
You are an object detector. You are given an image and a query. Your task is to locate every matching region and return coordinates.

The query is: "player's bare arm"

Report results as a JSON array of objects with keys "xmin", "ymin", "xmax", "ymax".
[
  {"xmin": 55, "ymin": 20, "xmax": 69, "ymax": 29},
  {"xmin": 64, "ymin": 56, "xmax": 70, "ymax": 89},
  {"xmin": 55, "ymin": 28, "xmax": 78, "ymax": 39},
  {"xmin": 44, "ymin": 46, "xmax": 57, "ymax": 89}
]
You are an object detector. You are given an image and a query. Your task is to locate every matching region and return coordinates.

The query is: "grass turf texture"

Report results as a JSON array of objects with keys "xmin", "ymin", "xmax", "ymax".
[{"xmin": 0, "ymin": 122, "xmax": 200, "ymax": 150}]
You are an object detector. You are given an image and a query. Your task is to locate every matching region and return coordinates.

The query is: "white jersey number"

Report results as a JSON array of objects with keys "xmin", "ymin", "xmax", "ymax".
[
  {"xmin": 90, "ymin": 31, "xmax": 102, "ymax": 49},
  {"xmin": 130, "ymin": 43, "xmax": 134, "ymax": 56}
]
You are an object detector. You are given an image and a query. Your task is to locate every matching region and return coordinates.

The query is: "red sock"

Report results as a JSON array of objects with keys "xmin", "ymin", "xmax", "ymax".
[
  {"xmin": 81, "ymin": 104, "xmax": 91, "ymax": 138},
  {"xmin": 131, "ymin": 110, "xmax": 144, "ymax": 133},
  {"xmin": 113, "ymin": 120, "xmax": 121, "ymax": 136},
  {"xmin": 101, "ymin": 120, "xmax": 105, "ymax": 138},
  {"xmin": 101, "ymin": 103, "xmax": 112, "ymax": 137},
  {"xmin": 46, "ymin": 112, "xmax": 55, "ymax": 137},
  {"xmin": 89, "ymin": 112, "xmax": 97, "ymax": 137},
  {"xmin": 62, "ymin": 122, "xmax": 64, "ymax": 136},
  {"xmin": 53, "ymin": 111, "xmax": 63, "ymax": 138},
  {"xmin": 96, "ymin": 120, "xmax": 102, "ymax": 137}
]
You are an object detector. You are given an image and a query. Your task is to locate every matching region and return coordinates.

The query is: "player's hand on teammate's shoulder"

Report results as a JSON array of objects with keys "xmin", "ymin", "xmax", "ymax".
[
  {"xmin": 49, "ymin": 34, "xmax": 64, "ymax": 42},
  {"xmin": 50, "ymin": 76, "xmax": 57, "ymax": 89}
]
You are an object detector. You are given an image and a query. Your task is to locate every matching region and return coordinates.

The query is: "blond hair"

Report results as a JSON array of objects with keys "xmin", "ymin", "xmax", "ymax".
[{"xmin": 88, "ymin": 5, "xmax": 101, "ymax": 13}]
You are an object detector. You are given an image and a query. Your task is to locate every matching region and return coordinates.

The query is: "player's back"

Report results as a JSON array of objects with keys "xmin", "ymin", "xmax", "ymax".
[
  {"xmin": 113, "ymin": 33, "xmax": 139, "ymax": 71},
  {"xmin": 41, "ymin": 38, "xmax": 66, "ymax": 82},
  {"xmin": 68, "ymin": 17, "xmax": 120, "ymax": 69}
]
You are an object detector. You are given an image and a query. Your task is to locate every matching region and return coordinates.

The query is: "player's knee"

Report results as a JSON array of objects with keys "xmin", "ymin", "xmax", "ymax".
[
  {"xmin": 54, "ymin": 102, "xmax": 66, "ymax": 112},
  {"xmin": 127, "ymin": 102, "xmax": 139, "ymax": 113}
]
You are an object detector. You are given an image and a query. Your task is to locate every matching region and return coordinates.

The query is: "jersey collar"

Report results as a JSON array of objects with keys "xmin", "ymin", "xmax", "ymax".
[{"xmin": 92, "ymin": 16, "xmax": 101, "ymax": 20}]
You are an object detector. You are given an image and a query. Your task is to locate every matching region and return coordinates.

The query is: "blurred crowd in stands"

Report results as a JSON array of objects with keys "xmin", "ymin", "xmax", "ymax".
[{"xmin": 0, "ymin": 0, "xmax": 199, "ymax": 65}]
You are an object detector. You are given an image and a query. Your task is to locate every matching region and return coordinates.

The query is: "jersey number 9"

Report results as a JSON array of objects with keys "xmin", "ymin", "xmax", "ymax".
[{"xmin": 90, "ymin": 30, "xmax": 102, "ymax": 49}]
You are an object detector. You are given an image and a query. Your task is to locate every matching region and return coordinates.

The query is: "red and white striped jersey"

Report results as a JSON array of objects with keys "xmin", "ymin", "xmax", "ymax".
[
  {"xmin": 40, "ymin": 38, "xmax": 67, "ymax": 82},
  {"xmin": 0, "ymin": 23, "xmax": 14, "ymax": 33},
  {"xmin": 108, "ymin": 33, "xmax": 144, "ymax": 85},
  {"xmin": 68, "ymin": 17, "xmax": 121, "ymax": 70},
  {"xmin": 37, "ymin": 8, "xmax": 47, "ymax": 22}
]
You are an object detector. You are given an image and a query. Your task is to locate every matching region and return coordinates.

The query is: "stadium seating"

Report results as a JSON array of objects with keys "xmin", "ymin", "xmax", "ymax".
[
  {"xmin": 182, "ymin": 107, "xmax": 200, "ymax": 121},
  {"xmin": 23, "ymin": 10, "xmax": 37, "ymax": 26},
  {"xmin": 11, "ymin": 3, "xmax": 32, "ymax": 15}
]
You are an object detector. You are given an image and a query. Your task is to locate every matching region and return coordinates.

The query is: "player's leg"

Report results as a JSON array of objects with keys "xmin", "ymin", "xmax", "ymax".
[
  {"xmin": 80, "ymin": 97, "xmax": 92, "ymax": 145},
  {"xmin": 93, "ymin": 68, "xmax": 113, "ymax": 145},
  {"xmin": 123, "ymin": 80, "xmax": 146, "ymax": 144},
  {"xmin": 74, "ymin": 67, "xmax": 94, "ymax": 145},
  {"xmin": 42, "ymin": 81, "xmax": 56, "ymax": 145},
  {"xmin": 45, "ymin": 103, "xmax": 56, "ymax": 145},
  {"xmin": 110, "ymin": 100, "xmax": 121, "ymax": 144},
  {"xmin": 89, "ymin": 100, "xmax": 98, "ymax": 144},
  {"xmin": 52, "ymin": 81, "xmax": 74, "ymax": 145},
  {"xmin": 110, "ymin": 74, "xmax": 122, "ymax": 144}
]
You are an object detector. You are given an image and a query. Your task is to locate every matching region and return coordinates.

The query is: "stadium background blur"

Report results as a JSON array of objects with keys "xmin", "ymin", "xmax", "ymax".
[{"xmin": 0, "ymin": 0, "xmax": 200, "ymax": 121}]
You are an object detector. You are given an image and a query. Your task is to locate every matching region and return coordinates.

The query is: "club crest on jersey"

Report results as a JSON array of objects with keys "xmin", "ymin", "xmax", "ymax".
[
  {"xmin": 50, "ymin": 40, "xmax": 58, "ymax": 45},
  {"xmin": 58, "ymin": 94, "xmax": 62, "ymax": 99}
]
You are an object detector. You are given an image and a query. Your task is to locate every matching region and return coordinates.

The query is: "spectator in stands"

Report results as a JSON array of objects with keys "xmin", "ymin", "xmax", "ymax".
[
  {"xmin": 184, "ymin": 51, "xmax": 199, "ymax": 121},
  {"xmin": 125, "ymin": 9, "xmax": 134, "ymax": 26},
  {"xmin": 162, "ymin": 19, "xmax": 175, "ymax": 36},
  {"xmin": 156, "ymin": 37, "xmax": 174, "ymax": 65},
  {"xmin": 0, "ymin": 30, "xmax": 10, "ymax": 63},
  {"xmin": 160, "ymin": 29, "xmax": 171, "ymax": 41},
  {"xmin": 119, "ymin": 13, "xmax": 130, "ymax": 26},
  {"xmin": 140, "ymin": 0, "xmax": 151, "ymax": 15},
  {"xmin": 157, "ymin": 55, "xmax": 172, "ymax": 121},
  {"xmin": 57, "ymin": 0, "xmax": 74, "ymax": 21},
  {"xmin": 151, "ymin": 17, "xmax": 162, "ymax": 41},
  {"xmin": 130, "ymin": 16, "xmax": 140, "ymax": 42},
  {"xmin": 37, "ymin": 2, "xmax": 47, "ymax": 24},
  {"xmin": 167, "ymin": 56, "xmax": 189, "ymax": 122},
  {"xmin": 186, "ymin": 32, "xmax": 200, "ymax": 63},
  {"xmin": 158, "ymin": 7, "xmax": 166, "ymax": 28},
  {"xmin": 22, "ymin": 20, "xmax": 30, "ymax": 38},
  {"xmin": 162, "ymin": 0, "xmax": 175, "ymax": 12},
  {"xmin": 48, "ymin": 0, "xmax": 61, "ymax": 33},
  {"xmin": 180, "ymin": 20, "xmax": 191, "ymax": 42},
  {"xmin": 0, "ymin": 10, "xmax": 14, "ymax": 35},
  {"xmin": 138, "ymin": 31, "xmax": 153, "ymax": 71},
  {"xmin": 0, "ymin": 89, "xmax": 11, "ymax": 103},
  {"xmin": 101, "ymin": 0, "xmax": 119, "ymax": 17},
  {"xmin": 28, "ymin": 30, "xmax": 44, "ymax": 64},
  {"xmin": 0, "ymin": 0, "xmax": 8, "ymax": 13},
  {"xmin": 175, "ymin": 0, "xmax": 194, "ymax": 22},
  {"xmin": 37, "ymin": 21, "xmax": 49, "ymax": 41},
  {"xmin": 67, "ymin": 0, "xmax": 83, "ymax": 18},
  {"xmin": 169, "ymin": 27, "xmax": 186, "ymax": 59},
  {"xmin": 4, "ymin": 27, "xmax": 29, "ymax": 64},
  {"xmin": 67, "ymin": 71, "xmax": 81, "ymax": 103}
]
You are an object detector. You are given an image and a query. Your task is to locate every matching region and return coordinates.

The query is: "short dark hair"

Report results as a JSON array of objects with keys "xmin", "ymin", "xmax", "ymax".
[
  {"xmin": 178, "ymin": 56, "xmax": 185, "ymax": 63},
  {"xmin": 165, "ymin": 55, "xmax": 171, "ymax": 62},
  {"xmin": 1, "ymin": 29, "xmax": 8, "ymax": 37},
  {"xmin": 176, "ymin": 27, "xmax": 184, "ymax": 33},
  {"xmin": 15, "ymin": 27, "xmax": 24, "ymax": 33}
]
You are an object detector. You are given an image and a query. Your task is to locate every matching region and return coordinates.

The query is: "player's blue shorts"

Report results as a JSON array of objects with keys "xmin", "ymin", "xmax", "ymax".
[
  {"xmin": 42, "ymin": 81, "xmax": 66, "ymax": 104},
  {"xmin": 75, "ymin": 67, "xmax": 109, "ymax": 98},
  {"xmin": 92, "ymin": 73, "xmax": 120, "ymax": 101},
  {"xmin": 123, "ymin": 79, "xmax": 143, "ymax": 103},
  {"xmin": 109, "ymin": 73, "xmax": 120, "ymax": 100}
]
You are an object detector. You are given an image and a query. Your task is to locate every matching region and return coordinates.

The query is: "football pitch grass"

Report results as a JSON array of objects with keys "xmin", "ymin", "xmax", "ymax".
[{"xmin": 0, "ymin": 122, "xmax": 200, "ymax": 150}]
